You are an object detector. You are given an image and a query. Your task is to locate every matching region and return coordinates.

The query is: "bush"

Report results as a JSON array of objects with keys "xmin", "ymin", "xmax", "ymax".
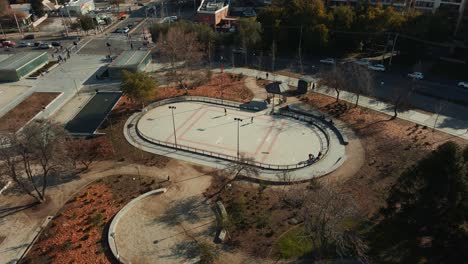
[
  {"xmin": 277, "ymin": 226, "xmax": 313, "ymax": 258},
  {"xmin": 196, "ymin": 241, "xmax": 219, "ymax": 264}
]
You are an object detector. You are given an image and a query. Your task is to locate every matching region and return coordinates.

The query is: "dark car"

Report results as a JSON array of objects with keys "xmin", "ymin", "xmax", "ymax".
[
  {"xmin": 51, "ymin": 41, "xmax": 61, "ymax": 47},
  {"xmin": 24, "ymin": 34, "xmax": 35, "ymax": 40},
  {"xmin": 34, "ymin": 41, "xmax": 42, "ymax": 47},
  {"xmin": 137, "ymin": 2, "xmax": 144, "ymax": 6},
  {"xmin": 0, "ymin": 38, "xmax": 7, "ymax": 43}
]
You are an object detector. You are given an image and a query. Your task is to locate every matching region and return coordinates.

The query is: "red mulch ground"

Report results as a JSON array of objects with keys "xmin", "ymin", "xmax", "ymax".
[
  {"xmin": 0, "ymin": 92, "xmax": 60, "ymax": 132},
  {"xmin": 22, "ymin": 175, "xmax": 165, "ymax": 264}
]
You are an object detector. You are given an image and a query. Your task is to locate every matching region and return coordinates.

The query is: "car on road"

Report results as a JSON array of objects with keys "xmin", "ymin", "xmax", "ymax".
[
  {"xmin": 408, "ymin": 71, "xmax": 424, "ymax": 80},
  {"xmin": 319, "ymin": 58, "xmax": 335, "ymax": 64},
  {"xmin": 354, "ymin": 59, "xmax": 370, "ymax": 66},
  {"xmin": 17, "ymin": 41, "xmax": 32, "ymax": 47},
  {"xmin": 115, "ymin": 27, "xmax": 130, "ymax": 33},
  {"xmin": 2, "ymin": 40, "xmax": 16, "ymax": 47},
  {"xmin": 368, "ymin": 64, "xmax": 385, "ymax": 71},
  {"xmin": 458, "ymin": 81, "xmax": 468, "ymax": 88},
  {"xmin": 34, "ymin": 41, "xmax": 42, "ymax": 47},
  {"xmin": 38, "ymin": 43, "xmax": 52, "ymax": 49},
  {"xmin": 51, "ymin": 41, "xmax": 61, "ymax": 47},
  {"xmin": 24, "ymin": 34, "xmax": 35, "ymax": 40}
]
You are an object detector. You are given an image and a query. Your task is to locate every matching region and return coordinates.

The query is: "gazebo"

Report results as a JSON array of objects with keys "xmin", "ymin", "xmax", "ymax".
[{"xmin": 265, "ymin": 81, "xmax": 289, "ymax": 111}]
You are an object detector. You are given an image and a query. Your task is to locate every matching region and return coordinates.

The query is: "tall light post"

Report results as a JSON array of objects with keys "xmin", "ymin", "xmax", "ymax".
[
  {"xmin": 169, "ymin": 106, "xmax": 177, "ymax": 146},
  {"xmin": 234, "ymin": 118, "xmax": 243, "ymax": 160}
]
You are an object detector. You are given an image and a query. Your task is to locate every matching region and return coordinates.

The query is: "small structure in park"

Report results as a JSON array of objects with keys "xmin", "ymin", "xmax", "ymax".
[
  {"xmin": 0, "ymin": 52, "xmax": 48, "ymax": 82},
  {"xmin": 265, "ymin": 81, "xmax": 288, "ymax": 105},
  {"xmin": 108, "ymin": 50, "xmax": 152, "ymax": 79},
  {"xmin": 297, "ymin": 76, "xmax": 315, "ymax": 94}
]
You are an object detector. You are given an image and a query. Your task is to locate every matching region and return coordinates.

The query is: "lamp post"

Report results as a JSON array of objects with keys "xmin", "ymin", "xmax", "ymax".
[
  {"xmin": 169, "ymin": 106, "xmax": 177, "ymax": 146},
  {"xmin": 234, "ymin": 118, "xmax": 243, "ymax": 160}
]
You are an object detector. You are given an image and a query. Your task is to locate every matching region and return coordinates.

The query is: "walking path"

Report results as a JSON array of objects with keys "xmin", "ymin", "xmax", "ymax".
[{"xmin": 218, "ymin": 68, "xmax": 468, "ymax": 140}]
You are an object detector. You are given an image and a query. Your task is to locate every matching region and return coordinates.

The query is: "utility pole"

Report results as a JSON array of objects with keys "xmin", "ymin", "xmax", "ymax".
[
  {"xmin": 298, "ymin": 25, "xmax": 304, "ymax": 74},
  {"xmin": 60, "ymin": 11, "xmax": 69, "ymax": 37},
  {"xmin": 0, "ymin": 23, "xmax": 5, "ymax": 37},
  {"xmin": 388, "ymin": 33, "xmax": 399, "ymax": 67},
  {"xmin": 12, "ymin": 12, "xmax": 24, "ymax": 38}
]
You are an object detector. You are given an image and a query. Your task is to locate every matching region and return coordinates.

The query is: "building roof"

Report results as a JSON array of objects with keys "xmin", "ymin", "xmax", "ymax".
[
  {"xmin": 265, "ymin": 81, "xmax": 289, "ymax": 94},
  {"xmin": 199, "ymin": 0, "xmax": 229, "ymax": 13},
  {"xmin": 0, "ymin": 52, "xmax": 47, "ymax": 71},
  {"xmin": 109, "ymin": 50, "xmax": 151, "ymax": 68}
]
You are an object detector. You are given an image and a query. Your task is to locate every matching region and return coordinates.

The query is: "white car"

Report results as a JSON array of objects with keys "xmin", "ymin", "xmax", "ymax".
[
  {"xmin": 458, "ymin": 81, "xmax": 468, "ymax": 88},
  {"xmin": 408, "ymin": 72, "xmax": 424, "ymax": 80},
  {"xmin": 319, "ymin": 58, "xmax": 335, "ymax": 64},
  {"xmin": 354, "ymin": 59, "xmax": 370, "ymax": 66},
  {"xmin": 368, "ymin": 64, "xmax": 385, "ymax": 71},
  {"xmin": 115, "ymin": 27, "xmax": 130, "ymax": 33}
]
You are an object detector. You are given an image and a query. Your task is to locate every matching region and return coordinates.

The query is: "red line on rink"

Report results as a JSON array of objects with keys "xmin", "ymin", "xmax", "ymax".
[
  {"xmin": 260, "ymin": 121, "xmax": 286, "ymax": 163},
  {"xmin": 164, "ymin": 106, "xmax": 205, "ymax": 142},
  {"xmin": 254, "ymin": 121, "xmax": 275, "ymax": 155},
  {"xmin": 177, "ymin": 108, "xmax": 209, "ymax": 140}
]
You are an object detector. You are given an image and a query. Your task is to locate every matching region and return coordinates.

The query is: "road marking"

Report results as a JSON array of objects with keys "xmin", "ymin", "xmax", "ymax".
[
  {"xmin": 75, "ymin": 38, "xmax": 93, "ymax": 54},
  {"xmin": 164, "ymin": 106, "xmax": 205, "ymax": 142},
  {"xmin": 261, "ymin": 121, "xmax": 286, "ymax": 163}
]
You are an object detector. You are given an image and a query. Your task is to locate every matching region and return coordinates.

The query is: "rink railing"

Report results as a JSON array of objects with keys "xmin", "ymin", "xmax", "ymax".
[{"xmin": 135, "ymin": 96, "xmax": 330, "ymax": 171}]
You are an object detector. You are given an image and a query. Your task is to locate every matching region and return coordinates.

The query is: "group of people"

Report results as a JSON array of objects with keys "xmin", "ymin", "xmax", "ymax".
[
  {"xmin": 52, "ymin": 46, "xmax": 73, "ymax": 64},
  {"xmin": 308, "ymin": 152, "xmax": 322, "ymax": 164}
]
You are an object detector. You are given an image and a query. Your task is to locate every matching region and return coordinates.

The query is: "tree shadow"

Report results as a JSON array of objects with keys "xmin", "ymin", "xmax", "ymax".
[
  {"xmin": 0, "ymin": 202, "xmax": 38, "ymax": 219},
  {"xmin": 155, "ymin": 196, "xmax": 213, "ymax": 227}
]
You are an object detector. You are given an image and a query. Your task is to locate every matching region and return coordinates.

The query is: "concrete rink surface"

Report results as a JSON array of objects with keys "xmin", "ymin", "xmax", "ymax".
[{"xmin": 137, "ymin": 102, "xmax": 327, "ymax": 166}]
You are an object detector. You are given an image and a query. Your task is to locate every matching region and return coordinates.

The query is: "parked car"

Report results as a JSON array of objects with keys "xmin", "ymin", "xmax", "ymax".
[
  {"xmin": 38, "ymin": 43, "xmax": 52, "ymax": 49},
  {"xmin": 51, "ymin": 41, "xmax": 61, "ymax": 47},
  {"xmin": 169, "ymin": 16, "xmax": 178, "ymax": 22},
  {"xmin": 458, "ymin": 81, "xmax": 468, "ymax": 88},
  {"xmin": 0, "ymin": 37, "xmax": 7, "ymax": 43},
  {"xmin": 354, "ymin": 59, "xmax": 370, "ymax": 66},
  {"xmin": 24, "ymin": 34, "xmax": 35, "ymax": 39},
  {"xmin": 368, "ymin": 64, "xmax": 386, "ymax": 71},
  {"xmin": 319, "ymin": 58, "xmax": 335, "ymax": 64},
  {"xmin": 137, "ymin": 2, "xmax": 145, "ymax": 6},
  {"xmin": 34, "ymin": 41, "xmax": 42, "ymax": 47},
  {"xmin": 408, "ymin": 71, "xmax": 424, "ymax": 80},
  {"xmin": 2, "ymin": 40, "xmax": 16, "ymax": 47},
  {"xmin": 17, "ymin": 41, "xmax": 31, "ymax": 47}
]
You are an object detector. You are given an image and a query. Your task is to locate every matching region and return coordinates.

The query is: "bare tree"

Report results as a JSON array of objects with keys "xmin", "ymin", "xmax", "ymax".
[
  {"xmin": 433, "ymin": 99, "xmax": 447, "ymax": 131},
  {"xmin": 0, "ymin": 120, "xmax": 71, "ymax": 203},
  {"xmin": 344, "ymin": 64, "xmax": 374, "ymax": 107},
  {"xmin": 156, "ymin": 27, "xmax": 204, "ymax": 89},
  {"xmin": 302, "ymin": 182, "xmax": 368, "ymax": 262},
  {"xmin": 389, "ymin": 84, "xmax": 413, "ymax": 119},
  {"xmin": 319, "ymin": 65, "xmax": 348, "ymax": 102}
]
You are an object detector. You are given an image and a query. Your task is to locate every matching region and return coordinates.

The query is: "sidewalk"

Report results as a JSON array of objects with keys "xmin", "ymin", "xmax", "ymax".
[{"xmin": 217, "ymin": 68, "xmax": 468, "ymax": 141}]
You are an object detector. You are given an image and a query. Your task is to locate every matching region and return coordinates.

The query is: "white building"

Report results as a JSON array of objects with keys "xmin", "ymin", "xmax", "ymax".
[{"xmin": 61, "ymin": 0, "xmax": 95, "ymax": 16}]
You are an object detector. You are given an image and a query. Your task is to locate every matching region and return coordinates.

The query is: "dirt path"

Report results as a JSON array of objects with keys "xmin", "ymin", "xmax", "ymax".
[{"xmin": 244, "ymin": 77, "xmax": 267, "ymax": 100}]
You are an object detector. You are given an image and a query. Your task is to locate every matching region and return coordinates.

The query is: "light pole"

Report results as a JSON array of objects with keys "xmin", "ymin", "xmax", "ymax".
[
  {"xmin": 234, "ymin": 118, "xmax": 243, "ymax": 160},
  {"xmin": 110, "ymin": 232, "xmax": 120, "ymax": 260},
  {"xmin": 169, "ymin": 106, "xmax": 177, "ymax": 146}
]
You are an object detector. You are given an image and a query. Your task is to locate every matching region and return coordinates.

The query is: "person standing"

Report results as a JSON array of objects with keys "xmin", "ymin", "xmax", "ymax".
[
  {"xmin": 224, "ymin": 108, "xmax": 227, "ymax": 116},
  {"xmin": 266, "ymin": 72, "xmax": 269, "ymax": 79},
  {"xmin": 251, "ymin": 116, "xmax": 253, "ymax": 123}
]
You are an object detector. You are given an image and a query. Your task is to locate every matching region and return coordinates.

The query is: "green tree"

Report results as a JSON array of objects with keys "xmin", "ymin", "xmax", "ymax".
[
  {"xmin": 370, "ymin": 142, "xmax": 468, "ymax": 263},
  {"xmin": 332, "ymin": 5, "xmax": 354, "ymax": 30},
  {"xmin": 121, "ymin": 70, "xmax": 156, "ymax": 108},
  {"xmin": 30, "ymin": 0, "xmax": 45, "ymax": 18},
  {"xmin": 78, "ymin": 15, "xmax": 96, "ymax": 33}
]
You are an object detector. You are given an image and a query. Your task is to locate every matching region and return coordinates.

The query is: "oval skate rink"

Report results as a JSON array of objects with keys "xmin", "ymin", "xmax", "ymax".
[{"xmin": 137, "ymin": 102, "xmax": 327, "ymax": 166}]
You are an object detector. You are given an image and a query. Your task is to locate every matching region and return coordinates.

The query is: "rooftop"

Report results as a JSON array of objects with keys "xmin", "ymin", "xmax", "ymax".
[
  {"xmin": 0, "ymin": 52, "xmax": 47, "ymax": 71},
  {"xmin": 109, "ymin": 50, "xmax": 151, "ymax": 68},
  {"xmin": 199, "ymin": 0, "xmax": 229, "ymax": 13}
]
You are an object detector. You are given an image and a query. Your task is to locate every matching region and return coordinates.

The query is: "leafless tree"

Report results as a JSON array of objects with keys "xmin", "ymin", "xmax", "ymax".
[
  {"xmin": 433, "ymin": 99, "xmax": 448, "ymax": 131},
  {"xmin": 343, "ymin": 64, "xmax": 374, "ymax": 107},
  {"xmin": 0, "ymin": 120, "xmax": 72, "ymax": 203},
  {"xmin": 319, "ymin": 65, "xmax": 348, "ymax": 102},
  {"xmin": 302, "ymin": 182, "xmax": 368, "ymax": 262},
  {"xmin": 156, "ymin": 27, "xmax": 204, "ymax": 89},
  {"xmin": 389, "ymin": 84, "xmax": 413, "ymax": 119}
]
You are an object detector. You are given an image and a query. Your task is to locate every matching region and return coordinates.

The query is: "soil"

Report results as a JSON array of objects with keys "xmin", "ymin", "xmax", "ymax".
[
  {"xmin": 21, "ymin": 174, "xmax": 167, "ymax": 264},
  {"xmin": 29, "ymin": 61, "xmax": 59, "ymax": 78},
  {"xmin": 153, "ymin": 73, "xmax": 253, "ymax": 103},
  {"xmin": 0, "ymin": 92, "xmax": 60, "ymax": 132},
  {"xmin": 301, "ymin": 92, "xmax": 468, "ymax": 215}
]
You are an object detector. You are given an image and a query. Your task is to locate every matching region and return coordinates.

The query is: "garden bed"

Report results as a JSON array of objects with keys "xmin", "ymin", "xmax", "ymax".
[
  {"xmin": 21, "ymin": 175, "xmax": 166, "ymax": 264},
  {"xmin": 0, "ymin": 92, "xmax": 60, "ymax": 132},
  {"xmin": 28, "ymin": 61, "xmax": 59, "ymax": 78}
]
